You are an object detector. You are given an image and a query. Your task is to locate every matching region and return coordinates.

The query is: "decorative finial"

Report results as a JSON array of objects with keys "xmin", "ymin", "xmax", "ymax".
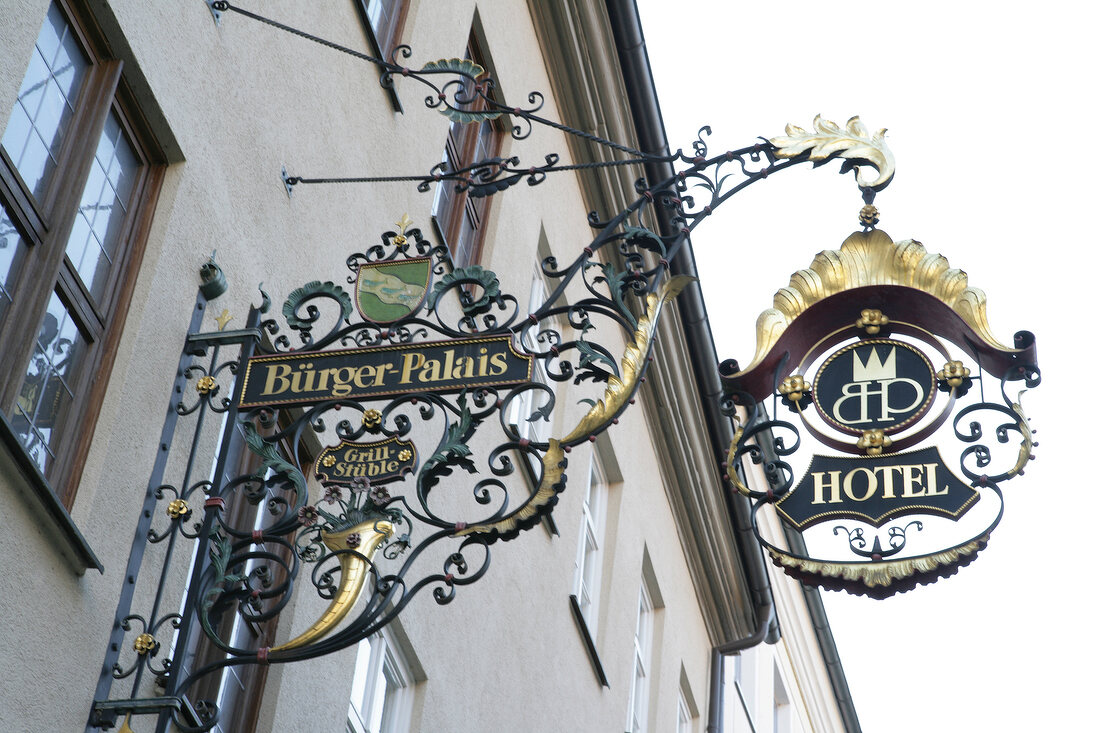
[
  {"xmin": 199, "ymin": 251, "xmax": 228, "ymax": 300},
  {"xmin": 214, "ymin": 309, "xmax": 233, "ymax": 331},
  {"xmin": 859, "ymin": 204, "xmax": 880, "ymax": 229},
  {"xmin": 393, "ymin": 214, "xmax": 413, "ymax": 246}
]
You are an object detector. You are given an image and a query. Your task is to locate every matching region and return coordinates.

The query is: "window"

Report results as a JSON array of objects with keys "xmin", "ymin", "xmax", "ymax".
[
  {"xmin": 0, "ymin": 0, "xmax": 163, "ymax": 507},
  {"xmin": 349, "ymin": 630, "xmax": 414, "ymax": 733},
  {"xmin": 729, "ymin": 652, "xmax": 754, "ymax": 730},
  {"xmin": 676, "ymin": 692, "xmax": 691, "ymax": 733},
  {"xmin": 773, "ymin": 663, "xmax": 793, "ymax": 733},
  {"xmin": 356, "ymin": 0, "xmax": 408, "ymax": 61},
  {"xmin": 676, "ymin": 668, "xmax": 699, "ymax": 733},
  {"xmin": 626, "ymin": 583, "xmax": 654, "ymax": 733},
  {"xmin": 430, "ymin": 30, "xmax": 503, "ymax": 269},
  {"xmin": 573, "ymin": 452, "xmax": 607, "ymax": 632},
  {"xmin": 180, "ymin": 417, "xmax": 300, "ymax": 733}
]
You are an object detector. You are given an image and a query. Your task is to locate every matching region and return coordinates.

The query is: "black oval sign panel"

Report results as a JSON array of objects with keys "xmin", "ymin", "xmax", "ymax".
[{"xmin": 813, "ymin": 339, "xmax": 935, "ymax": 435}]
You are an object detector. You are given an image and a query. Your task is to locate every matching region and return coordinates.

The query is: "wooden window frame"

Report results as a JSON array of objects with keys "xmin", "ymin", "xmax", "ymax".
[
  {"xmin": 431, "ymin": 30, "xmax": 504, "ymax": 270},
  {"xmin": 0, "ymin": 0, "xmax": 165, "ymax": 509},
  {"xmin": 355, "ymin": 0, "xmax": 410, "ymax": 62},
  {"xmin": 353, "ymin": 0, "xmax": 409, "ymax": 113}
]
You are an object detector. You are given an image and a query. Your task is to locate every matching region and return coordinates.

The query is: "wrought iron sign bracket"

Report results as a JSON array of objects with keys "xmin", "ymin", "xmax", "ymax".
[
  {"xmin": 204, "ymin": 0, "xmax": 221, "ymax": 26},
  {"xmin": 91, "ymin": 697, "xmax": 201, "ymax": 731},
  {"xmin": 183, "ymin": 327, "xmax": 263, "ymax": 356}
]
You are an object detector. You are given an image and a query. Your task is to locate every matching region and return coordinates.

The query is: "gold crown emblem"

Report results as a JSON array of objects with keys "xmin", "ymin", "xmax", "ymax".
[{"xmin": 851, "ymin": 347, "xmax": 896, "ymax": 382}]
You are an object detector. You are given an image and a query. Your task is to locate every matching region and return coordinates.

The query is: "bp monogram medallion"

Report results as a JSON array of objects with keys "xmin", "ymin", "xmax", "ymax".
[
  {"xmin": 720, "ymin": 216, "xmax": 1041, "ymax": 598},
  {"xmin": 812, "ymin": 340, "xmax": 935, "ymax": 435}
]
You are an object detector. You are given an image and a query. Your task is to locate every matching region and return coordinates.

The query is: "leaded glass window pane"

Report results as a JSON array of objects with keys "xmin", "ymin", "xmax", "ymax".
[
  {"xmin": 65, "ymin": 109, "xmax": 139, "ymax": 304},
  {"xmin": 0, "ymin": 205, "xmax": 30, "ymax": 323},
  {"xmin": 0, "ymin": 2, "xmax": 89, "ymax": 199},
  {"xmin": 12, "ymin": 290, "xmax": 89, "ymax": 473}
]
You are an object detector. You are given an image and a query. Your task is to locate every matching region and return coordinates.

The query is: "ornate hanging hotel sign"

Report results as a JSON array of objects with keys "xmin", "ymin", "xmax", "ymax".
[{"xmin": 720, "ymin": 209, "xmax": 1041, "ymax": 598}]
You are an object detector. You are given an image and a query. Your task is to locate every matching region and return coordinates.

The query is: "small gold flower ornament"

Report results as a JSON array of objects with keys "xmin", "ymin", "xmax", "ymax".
[
  {"xmin": 855, "ymin": 309, "xmax": 889, "ymax": 335},
  {"xmin": 133, "ymin": 633, "xmax": 157, "ymax": 655},
  {"xmin": 166, "ymin": 499, "xmax": 190, "ymax": 520},
  {"xmin": 937, "ymin": 360, "xmax": 971, "ymax": 388},
  {"xmin": 857, "ymin": 429, "xmax": 893, "ymax": 455},
  {"xmin": 362, "ymin": 409, "xmax": 382, "ymax": 430},
  {"xmin": 779, "ymin": 375, "xmax": 809, "ymax": 404}
]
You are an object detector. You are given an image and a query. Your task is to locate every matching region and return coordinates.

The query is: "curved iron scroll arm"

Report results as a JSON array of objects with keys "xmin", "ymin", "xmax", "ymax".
[
  {"xmin": 952, "ymin": 369, "xmax": 1039, "ymax": 484},
  {"xmin": 170, "ymin": 122, "xmax": 888, "ymax": 701},
  {"xmin": 210, "ymin": 1, "xmax": 648, "ymax": 158},
  {"xmin": 161, "ymin": 14, "xmax": 899, "ymax": 712}
]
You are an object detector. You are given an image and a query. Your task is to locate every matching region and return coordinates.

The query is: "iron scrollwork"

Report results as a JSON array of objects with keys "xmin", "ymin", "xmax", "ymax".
[
  {"xmin": 92, "ymin": 106, "xmax": 896, "ymax": 723},
  {"xmin": 152, "ymin": 208, "xmax": 697, "ymax": 728}
]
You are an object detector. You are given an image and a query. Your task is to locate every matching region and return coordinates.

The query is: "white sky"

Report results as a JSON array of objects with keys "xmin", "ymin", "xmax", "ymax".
[{"xmin": 637, "ymin": 1, "xmax": 1099, "ymax": 730}]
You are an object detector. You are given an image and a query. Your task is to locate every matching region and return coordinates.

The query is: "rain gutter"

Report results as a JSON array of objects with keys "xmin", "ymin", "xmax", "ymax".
[
  {"xmin": 605, "ymin": 2, "xmax": 862, "ymax": 732},
  {"xmin": 783, "ymin": 528, "xmax": 864, "ymax": 733},
  {"xmin": 603, "ymin": 2, "xmax": 777, "ymax": 731}
]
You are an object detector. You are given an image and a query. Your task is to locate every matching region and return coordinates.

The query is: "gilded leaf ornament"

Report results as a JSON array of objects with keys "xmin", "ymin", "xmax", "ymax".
[
  {"xmin": 454, "ymin": 439, "xmax": 566, "ymax": 539},
  {"xmin": 732, "ymin": 229, "xmax": 1015, "ymax": 381},
  {"xmin": 456, "ymin": 275, "xmax": 695, "ymax": 538},
  {"xmin": 1008, "ymin": 392, "xmax": 1035, "ymax": 479},
  {"xmin": 562, "ymin": 275, "xmax": 695, "ymax": 445},
  {"xmin": 770, "ymin": 115, "xmax": 895, "ymax": 190}
]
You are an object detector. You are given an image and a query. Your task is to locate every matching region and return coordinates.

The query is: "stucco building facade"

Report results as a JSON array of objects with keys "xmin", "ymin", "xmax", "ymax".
[{"xmin": 0, "ymin": 1, "xmax": 858, "ymax": 731}]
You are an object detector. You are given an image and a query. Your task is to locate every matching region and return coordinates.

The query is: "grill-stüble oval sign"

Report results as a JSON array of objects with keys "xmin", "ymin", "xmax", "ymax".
[{"xmin": 813, "ymin": 339, "xmax": 935, "ymax": 435}]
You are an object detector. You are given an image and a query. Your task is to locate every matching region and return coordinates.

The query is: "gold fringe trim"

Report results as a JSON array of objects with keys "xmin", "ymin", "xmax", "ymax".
[{"xmin": 767, "ymin": 537, "xmax": 987, "ymax": 589}]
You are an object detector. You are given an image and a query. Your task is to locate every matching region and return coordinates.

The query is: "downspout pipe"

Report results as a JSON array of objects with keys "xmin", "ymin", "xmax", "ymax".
[{"xmin": 603, "ymin": 2, "xmax": 777, "ymax": 732}]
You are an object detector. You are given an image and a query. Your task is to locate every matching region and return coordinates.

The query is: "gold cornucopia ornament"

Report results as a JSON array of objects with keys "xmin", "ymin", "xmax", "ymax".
[{"xmin": 273, "ymin": 518, "xmax": 394, "ymax": 652}]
